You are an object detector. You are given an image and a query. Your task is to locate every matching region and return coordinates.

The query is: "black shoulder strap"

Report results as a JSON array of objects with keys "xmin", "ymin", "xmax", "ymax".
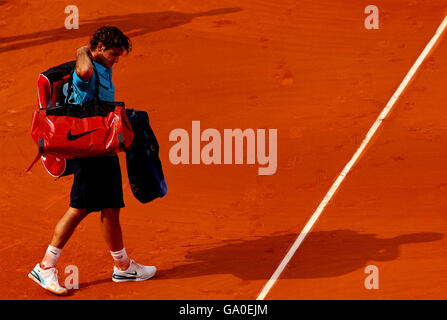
[
  {"xmin": 64, "ymin": 65, "xmax": 76, "ymax": 105},
  {"xmin": 93, "ymin": 66, "xmax": 100, "ymax": 102}
]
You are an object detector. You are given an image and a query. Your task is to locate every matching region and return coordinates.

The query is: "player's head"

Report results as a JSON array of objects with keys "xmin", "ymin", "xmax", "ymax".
[{"xmin": 90, "ymin": 26, "xmax": 132, "ymax": 68}]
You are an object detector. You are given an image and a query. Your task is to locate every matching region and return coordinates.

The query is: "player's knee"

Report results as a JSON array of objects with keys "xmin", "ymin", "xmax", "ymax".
[
  {"xmin": 100, "ymin": 208, "xmax": 120, "ymax": 223},
  {"xmin": 68, "ymin": 207, "xmax": 88, "ymax": 220}
]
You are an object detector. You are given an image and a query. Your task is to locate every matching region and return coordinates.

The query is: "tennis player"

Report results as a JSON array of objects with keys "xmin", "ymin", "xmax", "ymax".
[{"xmin": 28, "ymin": 26, "xmax": 156, "ymax": 295}]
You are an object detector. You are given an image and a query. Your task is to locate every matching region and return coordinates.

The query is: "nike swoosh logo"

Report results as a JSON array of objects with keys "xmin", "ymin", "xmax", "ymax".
[
  {"xmin": 125, "ymin": 271, "xmax": 137, "ymax": 276},
  {"xmin": 67, "ymin": 129, "xmax": 98, "ymax": 141}
]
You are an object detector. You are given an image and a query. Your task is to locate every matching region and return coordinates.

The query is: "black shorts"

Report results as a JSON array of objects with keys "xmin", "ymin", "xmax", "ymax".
[{"xmin": 70, "ymin": 154, "xmax": 125, "ymax": 214}]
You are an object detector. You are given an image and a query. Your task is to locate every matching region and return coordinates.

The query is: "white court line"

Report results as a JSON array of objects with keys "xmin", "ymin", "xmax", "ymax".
[{"xmin": 257, "ymin": 16, "xmax": 447, "ymax": 300}]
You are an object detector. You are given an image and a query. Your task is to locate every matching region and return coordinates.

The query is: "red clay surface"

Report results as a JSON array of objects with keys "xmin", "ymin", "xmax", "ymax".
[{"xmin": 0, "ymin": 0, "xmax": 446, "ymax": 299}]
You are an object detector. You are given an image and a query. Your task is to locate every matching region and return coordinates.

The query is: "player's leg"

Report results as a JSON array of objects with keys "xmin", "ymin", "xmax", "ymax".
[
  {"xmin": 29, "ymin": 207, "xmax": 87, "ymax": 295},
  {"xmin": 100, "ymin": 207, "xmax": 156, "ymax": 282},
  {"xmin": 48, "ymin": 207, "xmax": 88, "ymax": 252},
  {"xmin": 100, "ymin": 207, "xmax": 126, "ymax": 253}
]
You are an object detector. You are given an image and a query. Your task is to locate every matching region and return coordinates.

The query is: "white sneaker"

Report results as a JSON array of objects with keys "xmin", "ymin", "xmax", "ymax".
[
  {"xmin": 28, "ymin": 264, "xmax": 68, "ymax": 296},
  {"xmin": 112, "ymin": 259, "xmax": 157, "ymax": 282}
]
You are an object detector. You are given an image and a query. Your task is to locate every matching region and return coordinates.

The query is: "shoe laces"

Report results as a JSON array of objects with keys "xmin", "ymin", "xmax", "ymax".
[
  {"xmin": 132, "ymin": 260, "xmax": 143, "ymax": 270},
  {"xmin": 51, "ymin": 268, "xmax": 59, "ymax": 282},
  {"xmin": 44, "ymin": 267, "xmax": 59, "ymax": 284}
]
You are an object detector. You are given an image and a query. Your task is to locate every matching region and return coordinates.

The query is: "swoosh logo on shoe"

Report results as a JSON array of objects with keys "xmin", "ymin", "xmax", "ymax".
[
  {"xmin": 113, "ymin": 274, "xmax": 137, "ymax": 280},
  {"xmin": 124, "ymin": 271, "xmax": 137, "ymax": 276},
  {"xmin": 67, "ymin": 129, "xmax": 98, "ymax": 141},
  {"xmin": 30, "ymin": 270, "xmax": 41, "ymax": 282}
]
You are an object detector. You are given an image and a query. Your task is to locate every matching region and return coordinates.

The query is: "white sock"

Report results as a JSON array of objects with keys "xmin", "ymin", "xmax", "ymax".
[
  {"xmin": 110, "ymin": 248, "xmax": 130, "ymax": 270},
  {"xmin": 41, "ymin": 245, "xmax": 62, "ymax": 269}
]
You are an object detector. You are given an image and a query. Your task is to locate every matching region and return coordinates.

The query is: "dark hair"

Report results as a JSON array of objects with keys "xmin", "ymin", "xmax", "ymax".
[{"xmin": 90, "ymin": 26, "xmax": 132, "ymax": 53}]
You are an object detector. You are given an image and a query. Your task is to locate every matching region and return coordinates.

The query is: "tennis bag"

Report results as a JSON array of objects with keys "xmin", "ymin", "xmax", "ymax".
[
  {"xmin": 27, "ymin": 61, "xmax": 134, "ymax": 174},
  {"xmin": 125, "ymin": 110, "xmax": 167, "ymax": 203},
  {"xmin": 33, "ymin": 61, "xmax": 76, "ymax": 177}
]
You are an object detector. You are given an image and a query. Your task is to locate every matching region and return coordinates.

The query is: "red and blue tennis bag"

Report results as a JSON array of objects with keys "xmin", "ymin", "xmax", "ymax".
[
  {"xmin": 125, "ymin": 109, "xmax": 167, "ymax": 203},
  {"xmin": 28, "ymin": 61, "xmax": 134, "ymax": 176}
]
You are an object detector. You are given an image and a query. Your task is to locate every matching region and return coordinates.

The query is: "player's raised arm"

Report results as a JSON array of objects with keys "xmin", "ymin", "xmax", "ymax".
[{"xmin": 75, "ymin": 45, "xmax": 94, "ymax": 81}]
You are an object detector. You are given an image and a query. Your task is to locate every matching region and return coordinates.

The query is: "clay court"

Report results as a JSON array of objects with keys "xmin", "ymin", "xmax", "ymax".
[{"xmin": 0, "ymin": 0, "xmax": 446, "ymax": 299}]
